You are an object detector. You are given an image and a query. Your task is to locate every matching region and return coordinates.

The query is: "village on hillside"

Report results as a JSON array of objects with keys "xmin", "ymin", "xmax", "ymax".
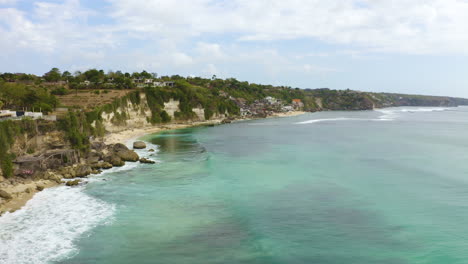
[{"xmin": 0, "ymin": 70, "xmax": 305, "ymax": 122}]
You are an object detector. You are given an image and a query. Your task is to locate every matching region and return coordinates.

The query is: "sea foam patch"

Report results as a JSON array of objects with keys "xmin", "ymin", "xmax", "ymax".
[
  {"xmin": 0, "ymin": 186, "xmax": 115, "ymax": 264},
  {"xmin": 296, "ymin": 107, "xmax": 453, "ymax": 124}
]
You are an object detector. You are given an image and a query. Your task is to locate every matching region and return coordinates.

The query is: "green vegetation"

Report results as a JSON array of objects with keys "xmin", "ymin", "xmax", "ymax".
[
  {"xmin": 0, "ymin": 119, "xmax": 37, "ymax": 178},
  {"xmin": 0, "ymin": 81, "xmax": 58, "ymax": 113}
]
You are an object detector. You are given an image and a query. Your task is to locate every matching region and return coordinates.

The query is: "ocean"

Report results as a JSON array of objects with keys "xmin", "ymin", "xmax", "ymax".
[{"xmin": 2, "ymin": 107, "xmax": 468, "ymax": 264}]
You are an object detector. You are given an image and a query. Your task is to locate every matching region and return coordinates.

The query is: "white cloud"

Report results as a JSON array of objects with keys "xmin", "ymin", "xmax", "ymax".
[
  {"xmin": 108, "ymin": 0, "xmax": 468, "ymax": 54},
  {"xmin": 0, "ymin": 0, "xmax": 17, "ymax": 5}
]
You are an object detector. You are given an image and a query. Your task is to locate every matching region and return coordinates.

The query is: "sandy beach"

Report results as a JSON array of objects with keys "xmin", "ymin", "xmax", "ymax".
[{"xmin": 104, "ymin": 111, "xmax": 306, "ymax": 145}]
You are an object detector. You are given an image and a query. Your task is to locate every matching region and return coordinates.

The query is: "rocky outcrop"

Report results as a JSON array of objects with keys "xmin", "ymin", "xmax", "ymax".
[
  {"xmin": 0, "ymin": 190, "xmax": 12, "ymax": 200},
  {"xmin": 133, "ymin": 141, "xmax": 146, "ymax": 149},
  {"xmin": 104, "ymin": 154, "xmax": 125, "ymax": 167},
  {"xmin": 117, "ymin": 150, "xmax": 139, "ymax": 161},
  {"xmin": 66, "ymin": 179, "xmax": 81, "ymax": 187},
  {"xmin": 139, "ymin": 158, "xmax": 155, "ymax": 164},
  {"xmin": 41, "ymin": 171, "xmax": 63, "ymax": 183},
  {"xmin": 75, "ymin": 165, "xmax": 92, "ymax": 178},
  {"xmin": 91, "ymin": 161, "xmax": 113, "ymax": 170},
  {"xmin": 110, "ymin": 143, "xmax": 139, "ymax": 161}
]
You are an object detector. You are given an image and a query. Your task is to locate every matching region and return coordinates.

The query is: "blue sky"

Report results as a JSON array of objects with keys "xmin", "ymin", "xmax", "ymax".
[{"xmin": 1, "ymin": 0, "xmax": 468, "ymax": 97}]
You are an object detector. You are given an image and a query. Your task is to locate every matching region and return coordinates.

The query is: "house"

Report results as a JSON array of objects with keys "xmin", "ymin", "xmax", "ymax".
[
  {"xmin": 25, "ymin": 112, "xmax": 43, "ymax": 119},
  {"xmin": 82, "ymin": 80, "xmax": 91, "ymax": 86},
  {"xmin": 292, "ymin": 99, "xmax": 304, "ymax": 109},
  {"xmin": 154, "ymin": 81, "xmax": 175, "ymax": 87},
  {"xmin": 282, "ymin": 105, "xmax": 294, "ymax": 112},
  {"xmin": 265, "ymin": 96, "xmax": 277, "ymax": 104},
  {"xmin": 0, "ymin": 110, "xmax": 17, "ymax": 119},
  {"xmin": 144, "ymin": 79, "xmax": 153, "ymax": 84},
  {"xmin": 164, "ymin": 81, "xmax": 175, "ymax": 87}
]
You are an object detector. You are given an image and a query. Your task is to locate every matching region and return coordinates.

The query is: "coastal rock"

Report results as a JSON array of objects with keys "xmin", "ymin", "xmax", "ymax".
[
  {"xmin": 86, "ymin": 151, "xmax": 102, "ymax": 163},
  {"xmin": 139, "ymin": 158, "xmax": 156, "ymax": 164},
  {"xmin": 36, "ymin": 185, "xmax": 44, "ymax": 191},
  {"xmin": 66, "ymin": 179, "xmax": 81, "ymax": 187},
  {"xmin": 0, "ymin": 189, "xmax": 13, "ymax": 200},
  {"xmin": 148, "ymin": 149, "xmax": 155, "ymax": 152},
  {"xmin": 105, "ymin": 154, "xmax": 125, "ymax": 167},
  {"xmin": 133, "ymin": 141, "xmax": 147, "ymax": 149},
  {"xmin": 112, "ymin": 143, "xmax": 130, "ymax": 152},
  {"xmin": 116, "ymin": 150, "xmax": 139, "ymax": 162},
  {"xmin": 91, "ymin": 141, "xmax": 107, "ymax": 151},
  {"xmin": 91, "ymin": 161, "xmax": 113, "ymax": 170},
  {"xmin": 42, "ymin": 171, "xmax": 63, "ymax": 183},
  {"xmin": 221, "ymin": 119, "xmax": 232, "ymax": 124},
  {"xmin": 75, "ymin": 165, "xmax": 92, "ymax": 178}
]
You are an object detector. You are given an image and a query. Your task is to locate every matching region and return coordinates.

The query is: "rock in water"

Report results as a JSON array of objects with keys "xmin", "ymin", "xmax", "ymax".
[
  {"xmin": 139, "ymin": 158, "xmax": 156, "ymax": 164},
  {"xmin": 133, "ymin": 141, "xmax": 147, "ymax": 149},
  {"xmin": 148, "ymin": 149, "xmax": 155, "ymax": 152},
  {"xmin": 66, "ymin": 179, "xmax": 81, "ymax": 186},
  {"xmin": 116, "ymin": 150, "xmax": 139, "ymax": 162},
  {"xmin": 0, "ymin": 189, "xmax": 12, "ymax": 200},
  {"xmin": 36, "ymin": 185, "xmax": 44, "ymax": 191},
  {"xmin": 91, "ymin": 162, "xmax": 113, "ymax": 170},
  {"xmin": 104, "ymin": 154, "xmax": 125, "ymax": 167}
]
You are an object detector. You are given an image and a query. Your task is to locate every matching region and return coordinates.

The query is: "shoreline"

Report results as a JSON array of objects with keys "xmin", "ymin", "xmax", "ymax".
[
  {"xmin": 0, "ymin": 111, "xmax": 306, "ymax": 215},
  {"xmin": 0, "ymin": 179, "xmax": 59, "ymax": 215},
  {"xmin": 104, "ymin": 111, "xmax": 306, "ymax": 145}
]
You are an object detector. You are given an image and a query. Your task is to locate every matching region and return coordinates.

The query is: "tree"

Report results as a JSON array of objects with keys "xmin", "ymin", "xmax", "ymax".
[
  {"xmin": 43, "ymin": 68, "xmax": 62, "ymax": 82},
  {"xmin": 62, "ymin": 71, "xmax": 72, "ymax": 81}
]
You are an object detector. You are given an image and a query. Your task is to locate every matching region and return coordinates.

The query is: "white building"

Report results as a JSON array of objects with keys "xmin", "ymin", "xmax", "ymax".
[
  {"xmin": 25, "ymin": 112, "xmax": 43, "ymax": 119},
  {"xmin": 0, "ymin": 110, "xmax": 17, "ymax": 119}
]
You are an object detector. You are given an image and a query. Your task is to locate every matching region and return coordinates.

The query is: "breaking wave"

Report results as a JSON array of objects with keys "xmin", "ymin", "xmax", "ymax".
[
  {"xmin": 0, "ymin": 139, "xmax": 158, "ymax": 264},
  {"xmin": 296, "ymin": 107, "xmax": 453, "ymax": 124},
  {"xmin": 0, "ymin": 186, "xmax": 115, "ymax": 264}
]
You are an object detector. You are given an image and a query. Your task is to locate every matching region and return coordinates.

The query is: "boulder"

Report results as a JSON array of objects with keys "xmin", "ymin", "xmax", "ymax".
[
  {"xmin": 91, "ymin": 162, "xmax": 113, "ymax": 170},
  {"xmin": 148, "ymin": 149, "xmax": 155, "ymax": 152},
  {"xmin": 104, "ymin": 154, "xmax": 125, "ymax": 167},
  {"xmin": 112, "ymin": 143, "xmax": 129, "ymax": 152},
  {"xmin": 91, "ymin": 141, "xmax": 107, "ymax": 151},
  {"xmin": 116, "ymin": 150, "xmax": 139, "ymax": 162},
  {"xmin": 36, "ymin": 185, "xmax": 44, "ymax": 191},
  {"xmin": 86, "ymin": 151, "xmax": 102, "ymax": 164},
  {"xmin": 133, "ymin": 141, "xmax": 147, "ymax": 149},
  {"xmin": 75, "ymin": 165, "xmax": 92, "ymax": 178},
  {"xmin": 0, "ymin": 189, "xmax": 12, "ymax": 200},
  {"xmin": 139, "ymin": 158, "xmax": 156, "ymax": 164},
  {"xmin": 49, "ymin": 173, "xmax": 63, "ymax": 184},
  {"xmin": 66, "ymin": 179, "xmax": 81, "ymax": 187}
]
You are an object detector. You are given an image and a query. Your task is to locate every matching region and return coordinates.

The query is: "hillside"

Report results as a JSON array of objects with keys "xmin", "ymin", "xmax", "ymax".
[{"xmin": 1, "ymin": 69, "xmax": 468, "ymax": 181}]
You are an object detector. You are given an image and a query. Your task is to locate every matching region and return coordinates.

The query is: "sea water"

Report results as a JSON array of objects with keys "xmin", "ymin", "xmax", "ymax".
[{"xmin": 2, "ymin": 107, "xmax": 468, "ymax": 264}]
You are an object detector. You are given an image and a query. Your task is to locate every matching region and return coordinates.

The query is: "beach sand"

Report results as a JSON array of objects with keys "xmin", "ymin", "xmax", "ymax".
[{"xmin": 104, "ymin": 111, "xmax": 306, "ymax": 145}]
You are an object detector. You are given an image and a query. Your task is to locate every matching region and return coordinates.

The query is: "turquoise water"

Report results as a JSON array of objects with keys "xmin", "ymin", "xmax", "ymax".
[{"xmin": 3, "ymin": 107, "xmax": 468, "ymax": 263}]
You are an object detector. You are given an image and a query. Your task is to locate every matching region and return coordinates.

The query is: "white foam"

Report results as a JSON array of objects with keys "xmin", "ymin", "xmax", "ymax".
[
  {"xmin": 296, "ymin": 117, "xmax": 389, "ymax": 124},
  {"xmin": 297, "ymin": 107, "xmax": 454, "ymax": 125},
  {"xmin": 0, "ymin": 186, "xmax": 115, "ymax": 264},
  {"xmin": 0, "ymin": 139, "xmax": 160, "ymax": 264}
]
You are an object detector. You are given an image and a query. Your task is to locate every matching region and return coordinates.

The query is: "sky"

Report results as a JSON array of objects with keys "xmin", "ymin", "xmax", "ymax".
[{"xmin": 1, "ymin": 0, "xmax": 468, "ymax": 97}]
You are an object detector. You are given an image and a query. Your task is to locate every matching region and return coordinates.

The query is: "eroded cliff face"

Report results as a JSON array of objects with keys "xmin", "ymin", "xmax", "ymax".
[
  {"xmin": 99, "ymin": 93, "xmax": 228, "ymax": 133},
  {"xmin": 11, "ymin": 130, "xmax": 68, "ymax": 157}
]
